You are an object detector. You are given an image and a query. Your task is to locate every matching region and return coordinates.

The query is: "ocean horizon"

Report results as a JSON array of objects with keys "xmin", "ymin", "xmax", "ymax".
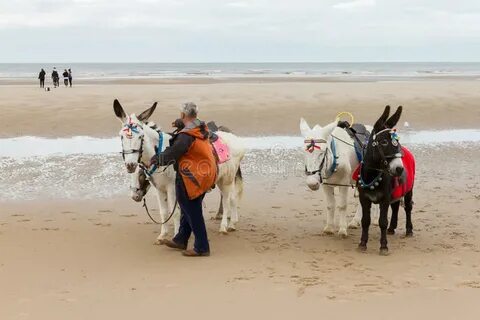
[{"xmin": 1, "ymin": 62, "xmax": 480, "ymax": 80}]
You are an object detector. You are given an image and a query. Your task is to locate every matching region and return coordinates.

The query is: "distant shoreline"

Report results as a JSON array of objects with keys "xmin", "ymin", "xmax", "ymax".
[
  {"xmin": 2, "ymin": 62, "xmax": 480, "ymax": 83},
  {"xmin": 1, "ymin": 74, "xmax": 480, "ymax": 86}
]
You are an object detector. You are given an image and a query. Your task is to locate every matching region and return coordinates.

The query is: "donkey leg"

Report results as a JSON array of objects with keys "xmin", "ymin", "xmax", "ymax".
[
  {"xmin": 371, "ymin": 204, "xmax": 380, "ymax": 226},
  {"xmin": 338, "ymin": 187, "xmax": 349, "ymax": 237},
  {"xmin": 404, "ymin": 190, "xmax": 414, "ymax": 237},
  {"xmin": 322, "ymin": 185, "xmax": 336, "ymax": 235},
  {"xmin": 358, "ymin": 196, "xmax": 371, "ymax": 251},
  {"xmin": 218, "ymin": 184, "xmax": 232, "ymax": 234},
  {"xmin": 154, "ymin": 190, "xmax": 170, "ymax": 245},
  {"xmin": 215, "ymin": 195, "xmax": 224, "ymax": 220},
  {"xmin": 227, "ymin": 184, "xmax": 238, "ymax": 232},
  {"xmin": 388, "ymin": 201, "xmax": 400, "ymax": 235},
  {"xmin": 348, "ymin": 205, "xmax": 362, "ymax": 229},
  {"xmin": 379, "ymin": 203, "xmax": 390, "ymax": 255},
  {"xmin": 167, "ymin": 184, "xmax": 180, "ymax": 236}
]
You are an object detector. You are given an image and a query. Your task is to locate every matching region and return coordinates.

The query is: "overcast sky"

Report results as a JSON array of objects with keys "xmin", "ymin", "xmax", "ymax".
[{"xmin": 1, "ymin": 0, "xmax": 479, "ymax": 62}]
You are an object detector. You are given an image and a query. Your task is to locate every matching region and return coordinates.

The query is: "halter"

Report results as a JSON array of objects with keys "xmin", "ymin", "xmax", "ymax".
[
  {"xmin": 120, "ymin": 119, "xmax": 144, "ymax": 163},
  {"xmin": 358, "ymin": 128, "xmax": 402, "ymax": 190},
  {"xmin": 120, "ymin": 118, "xmax": 165, "ymax": 176},
  {"xmin": 371, "ymin": 128, "xmax": 402, "ymax": 167},
  {"xmin": 304, "ymin": 137, "xmax": 339, "ymax": 180},
  {"xmin": 304, "ymin": 138, "xmax": 327, "ymax": 175},
  {"xmin": 141, "ymin": 132, "xmax": 164, "ymax": 177}
]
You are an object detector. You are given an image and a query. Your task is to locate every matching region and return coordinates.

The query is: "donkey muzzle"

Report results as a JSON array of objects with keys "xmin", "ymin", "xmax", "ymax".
[{"xmin": 126, "ymin": 162, "xmax": 138, "ymax": 173}]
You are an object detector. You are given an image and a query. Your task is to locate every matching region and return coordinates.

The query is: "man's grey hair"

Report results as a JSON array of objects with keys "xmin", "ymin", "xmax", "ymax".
[{"xmin": 180, "ymin": 102, "xmax": 198, "ymax": 117}]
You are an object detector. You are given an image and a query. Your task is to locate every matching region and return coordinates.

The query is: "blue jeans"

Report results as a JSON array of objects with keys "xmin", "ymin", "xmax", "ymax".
[{"xmin": 173, "ymin": 178, "xmax": 210, "ymax": 254}]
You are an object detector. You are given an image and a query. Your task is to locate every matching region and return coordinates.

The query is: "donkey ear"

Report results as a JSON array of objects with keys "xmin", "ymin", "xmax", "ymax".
[
  {"xmin": 384, "ymin": 106, "xmax": 403, "ymax": 128},
  {"xmin": 137, "ymin": 102, "xmax": 157, "ymax": 122},
  {"xmin": 373, "ymin": 105, "xmax": 391, "ymax": 131},
  {"xmin": 113, "ymin": 99, "xmax": 127, "ymax": 123},
  {"xmin": 300, "ymin": 118, "xmax": 311, "ymax": 137}
]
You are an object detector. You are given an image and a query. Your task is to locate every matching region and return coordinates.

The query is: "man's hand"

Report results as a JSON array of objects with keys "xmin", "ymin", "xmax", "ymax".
[
  {"xmin": 150, "ymin": 155, "xmax": 159, "ymax": 167},
  {"xmin": 172, "ymin": 118, "xmax": 185, "ymax": 130}
]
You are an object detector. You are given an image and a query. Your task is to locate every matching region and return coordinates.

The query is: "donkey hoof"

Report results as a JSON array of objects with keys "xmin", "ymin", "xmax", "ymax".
[
  {"xmin": 405, "ymin": 230, "xmax": 413, "ymax": 237},
  {"xmin": 379, "ymin": 248, "xmax": 389, "ymax": 256},
  {"xmin": 154, "ymin": 239, "xmax": 165, "ymax": 245},
  {"xmin": 323, "ymin": 226, "xmax": 335, "ymax": 235},
  {"xmin": 387, "ymin": 229, "xmax": 395, "ymax": 235},
  {"xmin": 357, "ymin": 244, "xmax": 367, "ymax": 252},
  {"xmin": 348, "ymin": 221, "xmax": 360, "ymax": 229},
  {"xmin": 227, "ymin": 227, "xmax": 236, "ymax": 232},
  {"xmin": 338, "ymin": 229, "xmax": 348, "ymax": 238}
]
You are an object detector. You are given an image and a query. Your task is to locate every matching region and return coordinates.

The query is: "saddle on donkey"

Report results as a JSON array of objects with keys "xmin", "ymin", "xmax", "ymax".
[
  {"xmin": 337, "ymin": 121, "xmax": 370, "ymax": 162},
  {"xmin": 207, "ymin": 121, "xmax": 231, "ymax": 164},
  {"xmin": 352, "ymin": 146, "xmax": 415, "ymax": 202}
]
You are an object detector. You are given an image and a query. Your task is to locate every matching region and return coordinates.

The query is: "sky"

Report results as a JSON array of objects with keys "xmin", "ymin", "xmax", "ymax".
[{"xmin": 1, "ymin": 0, "xmax": 479, "ymax": 62}]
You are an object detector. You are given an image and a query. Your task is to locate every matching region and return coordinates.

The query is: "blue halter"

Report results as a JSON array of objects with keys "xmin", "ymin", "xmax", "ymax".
[
  {"xmin": 145, "ymin": 131, "xmax": 163, "ymax": 177},
  {"xmin": 328, "ymin": 138, "xmax": 338, "ymax": 176}
]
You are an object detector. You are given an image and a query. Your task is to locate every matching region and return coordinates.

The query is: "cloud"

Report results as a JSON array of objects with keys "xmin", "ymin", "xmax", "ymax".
[
  {"xmin": 332, "ymin": 0, "xmax": 376, "ymax": 10},
  {"xmin": 0, "ymin": 0, "xmax": 479, "ymax": 62}
]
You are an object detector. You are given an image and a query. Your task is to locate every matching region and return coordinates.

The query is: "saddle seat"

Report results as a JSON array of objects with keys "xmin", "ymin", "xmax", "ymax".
[
  {"xmin": 206, "ymin": 121, "xmax": 231, "ymax": 164},
  {"xmin": 345, "ymin": 123, "xmax": 370, "ymax": 162}
]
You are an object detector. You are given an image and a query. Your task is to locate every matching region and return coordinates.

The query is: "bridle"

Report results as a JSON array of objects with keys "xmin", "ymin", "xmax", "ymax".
[
  {"xmin": 304, "ymin": 136, "xmax": 355, "ymax": 187},
  {"xmin": 358, "ymin": 128, "xmax": 402, "ymax": 190},
  {"xmin": 121, "ymin": 119, "xmax": 177, "ymax": 225},
  {"xmin": 120, "ymin": 119, "xmax": 144, "ymax": 164},
  {"xmin": 370, "ymin": 128, "xmax": 402, "ymax": 169},
  {"xmin": 304, "ymin": 138, "xmax": 327, "ymax": 176}
]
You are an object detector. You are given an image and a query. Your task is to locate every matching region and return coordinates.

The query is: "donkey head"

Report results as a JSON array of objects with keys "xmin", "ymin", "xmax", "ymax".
[
  {"xmin": 300, "ymin": 118, "xmax": 337, "ymax": 191},
  {"xmin": 130, "ymin": 166, "xmax": 151, "ymax": 202},
  {"xmin": 368, "ymin": 105, "xmax": 404, "ymax": 176},
  {"xmin": 113, "ymin": 99, "xmax": 157, "ymax": 173}
]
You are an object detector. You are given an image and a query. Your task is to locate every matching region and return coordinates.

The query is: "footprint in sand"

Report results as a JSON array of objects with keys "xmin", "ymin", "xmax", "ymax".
[
  {"xmin": 98, "ymin": 209, "xmax": 112, "ymax": 213},
  {"xmin": 120, "ymin": 214, "xmax": 137, "ymax": 218},
  {"xmin": 458, "ymin": 281, "xmax": 480, "ymax": 289},
  {"xmin": 11, "ymin": 214, "xmax": 25, "ymax": 217},
  {"xmin": 94, "ymin": 223, "xmax": 112, "ymax": 227},
  {"xmin": 17, "ymin": 219, "xmax": 31, "ymax": 223},
  {"xmin": 41, "ymin": 227, "xmax": 60, "ymax": 231}
]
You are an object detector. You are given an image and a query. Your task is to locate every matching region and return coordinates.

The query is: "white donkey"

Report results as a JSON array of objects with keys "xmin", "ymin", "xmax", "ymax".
[
  {"xmin": 114, "ymin": 101, "xmax": 179, "ymax": 244},
  {"xmin": 114, "ymin": 100, "xmax": 246, "ymax": 235},
  {"xmin": 300, "ymin": 118, "xmax": 378, "ymax": 237}
]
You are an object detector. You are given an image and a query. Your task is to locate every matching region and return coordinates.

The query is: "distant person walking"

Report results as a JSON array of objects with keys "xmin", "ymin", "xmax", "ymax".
[
  {"xmin": 68, "ymin": 69, "xmax": 72, "ymax": 87},
  {"xmin": 38, "ymin": 68, "xmax": 46, "ymax": 88},
  {"xmin": 52, "ymin": 68, "xmax": 59, "ymax": 88},
  {"xmin": 63, "ymin": 69, "xmax": 69, "ymax": 87}
]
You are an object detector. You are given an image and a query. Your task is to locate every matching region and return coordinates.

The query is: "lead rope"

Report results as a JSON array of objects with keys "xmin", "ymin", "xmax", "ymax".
[
  {"xmin": 142, "ymin": 197, "xmax": 178, "ymax": 225},
  {"xmin": 139, "ymin": 130, "xmax": 178, "ymax": 224}
]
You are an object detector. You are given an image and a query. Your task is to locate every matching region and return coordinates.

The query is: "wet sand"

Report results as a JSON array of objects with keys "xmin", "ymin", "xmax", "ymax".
[
  {"xmin": 1, "ymin": 79, "xmax": 480, "ymax": 138},
  {"xmin": 1, "ymin": 143, "xmax": 480, "ymax": 319}
]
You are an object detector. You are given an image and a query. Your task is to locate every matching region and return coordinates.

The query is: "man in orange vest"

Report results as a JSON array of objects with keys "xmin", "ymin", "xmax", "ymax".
[{"xmin": 150, "ymin": 102, "xmax": 216, "ymax": 257}]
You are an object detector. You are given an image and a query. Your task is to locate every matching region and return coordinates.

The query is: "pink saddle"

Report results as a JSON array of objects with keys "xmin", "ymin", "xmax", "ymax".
[{"xmin": 212, "ymin": 138, "xmax": 231, "ymax": 164}]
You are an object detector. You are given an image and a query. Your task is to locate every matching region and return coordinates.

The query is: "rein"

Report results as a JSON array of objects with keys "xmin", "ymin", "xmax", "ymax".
[{"xmin": 142, "ymin": 197, "xmax": 178, "ymax": 225}]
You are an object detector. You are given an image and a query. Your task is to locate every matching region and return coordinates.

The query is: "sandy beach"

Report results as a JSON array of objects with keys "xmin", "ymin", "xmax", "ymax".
[
  {"xmin": 1, "ymin": 78, "xmax": 480, "ymax": 319},
  {"xmin": 1, "ymin": 79, "xmax": 480, "ymax": 138}
]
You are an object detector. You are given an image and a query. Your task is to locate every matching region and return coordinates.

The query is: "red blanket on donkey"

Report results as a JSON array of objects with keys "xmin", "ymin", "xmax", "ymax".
[{"xmin": 352, "ymin": 147, "xmax": 415, "ymax": 201}]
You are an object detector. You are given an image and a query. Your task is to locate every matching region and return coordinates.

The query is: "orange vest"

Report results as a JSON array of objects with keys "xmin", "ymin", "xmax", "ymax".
[{"xmin": 178, "ymin": 124, "xmax": 217, "ymax": 200}]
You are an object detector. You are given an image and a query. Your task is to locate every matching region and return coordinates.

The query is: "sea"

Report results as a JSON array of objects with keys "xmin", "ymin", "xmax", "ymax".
[{"xmin": 1, "ymin": 62, "xmax": 480, "ymax": 80}]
